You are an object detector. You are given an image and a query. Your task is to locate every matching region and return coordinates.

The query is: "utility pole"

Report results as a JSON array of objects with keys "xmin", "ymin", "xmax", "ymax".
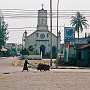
[
  {"xmin": 57, "ymin": 0, "xmax": 59, "ymax": 58},
  {"xmin": 58, "ymin": 31, "xmax": 61, "ymax": 53},
  {"xmin": 50, "ymin": 0, "xmax": 52, "ymax": 66}
]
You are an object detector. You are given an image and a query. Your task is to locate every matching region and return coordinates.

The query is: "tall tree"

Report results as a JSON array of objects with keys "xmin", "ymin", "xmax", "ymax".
[
  {"xmin": 0, "ymin": 16, "xmax": 8, "ymax": 49},
  {"xmin": 71, "ymin": 12, "xmax": 89, "ymax": 42}
]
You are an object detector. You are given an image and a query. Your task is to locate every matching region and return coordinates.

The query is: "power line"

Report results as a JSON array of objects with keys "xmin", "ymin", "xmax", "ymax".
[
  {"xmin": 2, "ymin": 9, "xmax": 90, "ymax": 15},
  {"xmin": 1, "ymin": 9, "xmax": 90, "ymax": 19},
  {"xmin": 2, "ymin": 15, "xmax": 90, "ymax": 19},
  {"xmin": 8, "ymin": 28, "xmax": 90, "ymax": 31},
  {"xmin": 2, "ymin": 12, "xmax": 90, "ymax": 15},
  {"xmin": 2, "ymin": 10, "xmax": 90, "ymax": 15},
  {"xmin": 1, "ymin": 9, "xmax": 90, "ymax": 32},
  {"xmin": 2, "ymin": 9, "xmax": 90, "ymax": 11},
  {"xmin": 8, "ymin": 26, "xmax": 64, "ymax": 29}
]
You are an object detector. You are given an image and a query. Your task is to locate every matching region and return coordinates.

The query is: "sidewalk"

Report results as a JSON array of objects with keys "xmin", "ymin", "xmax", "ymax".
[
  {"xmin": 54, "ymin": 66, "xmax": 86, "ymax": 69},
  {"xmin": 0, "ymin": 65, "xmax": 22, "ymax": 74}
]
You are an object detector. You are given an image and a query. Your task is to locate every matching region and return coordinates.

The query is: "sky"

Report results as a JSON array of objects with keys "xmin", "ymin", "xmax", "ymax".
[{"xmin": 0, "ymin": 0, "xmax": 90, "ymax": 44}]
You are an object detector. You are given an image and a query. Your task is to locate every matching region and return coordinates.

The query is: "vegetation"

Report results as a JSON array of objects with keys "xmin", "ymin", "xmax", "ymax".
[
  {"xmin": 20, "ymin": 48, "xmax": 29, "ymax": 55},
  {"xmin": 11, "ymin": 47, "xmax": 17, "ymax": 57},
  {"xmin": 71, "ymin": 12, "xmax": 89, "ymax": 42},
  {"xmin": 54, "ymin": 57, "xmax": 61, "ymax": 66},
  {"xmin": 28, "ymin": 45, "xmax": 38, "ymax": 55},
  {"xmin": 28, "ymin": 45, "xmax": 33, "ymax": 52},
  {"xmin": 0, "ymin": 16, "xmax": 8, "ymax": 49}
]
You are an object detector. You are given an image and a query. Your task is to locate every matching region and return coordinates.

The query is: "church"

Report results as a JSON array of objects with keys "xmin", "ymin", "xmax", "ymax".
[{"xmin": 22, "ymin": 6, "xmax": 59, "ymax": 58}]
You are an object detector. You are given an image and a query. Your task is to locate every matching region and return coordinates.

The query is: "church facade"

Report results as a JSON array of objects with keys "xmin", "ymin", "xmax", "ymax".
[{"xmin": 22, "ymin": 7, "xmax": 58, "ymax": 57}]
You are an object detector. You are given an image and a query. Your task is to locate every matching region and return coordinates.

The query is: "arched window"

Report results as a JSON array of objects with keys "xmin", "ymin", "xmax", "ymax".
[
  {"xmin": 36, "ymin": 33, "xmax": 39, "ymax": 37},
  {"xmin": 47, "ymin": 33, "xmax": 49, "ymax": 38}
]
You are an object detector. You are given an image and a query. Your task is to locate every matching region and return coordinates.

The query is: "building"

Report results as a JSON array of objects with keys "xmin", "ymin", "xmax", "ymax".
[
  {"xmin": 74, "ymin": 37, "xmax": 90, "ymax": 44},
  {"xmin": 22, "ymin": 7, "xmax": 60, "ymax": 58},
  {"xmin": 64, "ymin": 27, "xmax": 90, "ymax": 65},
  {"xmin": 5, "ymin": 43, "xmax": 17, "ymax": 50},
  {"xmin": 75, "ymin": 44, "xmax": 90, "ymax": 67}
]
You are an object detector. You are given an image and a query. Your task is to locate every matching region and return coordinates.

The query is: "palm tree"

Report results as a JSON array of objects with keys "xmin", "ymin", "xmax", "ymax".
[
  {"xmin": 71, "ymin": 12, "xmax": 89, "ymax": 66},
  {"xmin": 71, "ymin": 12, "xmax": 89, "ymax": 42}
]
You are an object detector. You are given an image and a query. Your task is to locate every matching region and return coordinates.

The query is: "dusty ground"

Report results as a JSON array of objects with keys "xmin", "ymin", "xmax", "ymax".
[{"xmin": 0, "ymin": 57, "xmax": 90, "ymax": 90}]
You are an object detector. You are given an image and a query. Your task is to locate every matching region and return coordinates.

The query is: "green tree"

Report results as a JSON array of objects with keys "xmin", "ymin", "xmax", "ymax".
[
  {"xmin": 0, "ymin": 16, "xmax": 8, "ymax": 49},
  {"xmin": 71, "ymin": 12, "xmax": 89, "ymax": 42},
  {"xmin": 11, "ymin": 47, "xmax": 17, "ymax": 57}
]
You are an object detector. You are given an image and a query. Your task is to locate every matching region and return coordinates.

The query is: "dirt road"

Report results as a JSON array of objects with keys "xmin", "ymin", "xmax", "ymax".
[{"xmin": 0, "ymin": 57, "xmax": 90, "ymax": 90}]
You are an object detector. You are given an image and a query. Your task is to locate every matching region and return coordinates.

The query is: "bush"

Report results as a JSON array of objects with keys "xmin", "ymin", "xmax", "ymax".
[
  {"xmin": 20, "ymin": 48, "xmax": 29, "ymax": 55},
  {"xmin": 54, "ymin": 57, "xmax": 61, "ymax": 66}
]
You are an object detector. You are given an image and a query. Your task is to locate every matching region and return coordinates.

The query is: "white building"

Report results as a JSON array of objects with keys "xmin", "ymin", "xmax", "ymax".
[{"xmin": 22, "ymin": 7, "xmax": 60, "ymax": 57}]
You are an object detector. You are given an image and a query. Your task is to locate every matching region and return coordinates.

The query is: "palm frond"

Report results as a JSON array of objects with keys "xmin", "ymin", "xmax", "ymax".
[{"xmin": 70, "ymin": 11, "xmax": 88, "ymax": 34}]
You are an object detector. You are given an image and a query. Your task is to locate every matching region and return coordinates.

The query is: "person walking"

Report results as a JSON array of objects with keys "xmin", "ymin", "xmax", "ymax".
[{"xmin": 22, "ymin": 59, "xmax": 29, "ymax": 72}]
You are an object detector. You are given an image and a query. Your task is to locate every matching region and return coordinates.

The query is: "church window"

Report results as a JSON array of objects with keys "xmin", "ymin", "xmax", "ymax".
[
  {"xmin": 40, "ymin": 33, "xmax": 45, "ymax": 39},
  {"xmin": 36, "ymin": 33, "xmax": 39, "ymax": 37},
  {"xmin": 47, "ymin": 33, "xmax": 49, "ymax": 38}
]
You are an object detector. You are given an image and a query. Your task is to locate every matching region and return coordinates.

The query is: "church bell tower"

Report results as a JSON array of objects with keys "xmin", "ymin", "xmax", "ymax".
[{"xmin": 37, "ymin": 4, "xmax": 48, "ymax": 31}]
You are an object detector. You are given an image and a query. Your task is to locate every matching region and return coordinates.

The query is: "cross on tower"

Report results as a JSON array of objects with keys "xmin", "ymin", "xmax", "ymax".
[{"xmin": 42, "ymin": 4, "xmax": 44, "ymax": 9}]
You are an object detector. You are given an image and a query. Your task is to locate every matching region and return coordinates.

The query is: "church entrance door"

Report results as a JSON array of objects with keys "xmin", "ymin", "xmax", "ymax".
[{"xmin": 40, "ymin": 45, "xmax": 45, "ymax": 58}]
